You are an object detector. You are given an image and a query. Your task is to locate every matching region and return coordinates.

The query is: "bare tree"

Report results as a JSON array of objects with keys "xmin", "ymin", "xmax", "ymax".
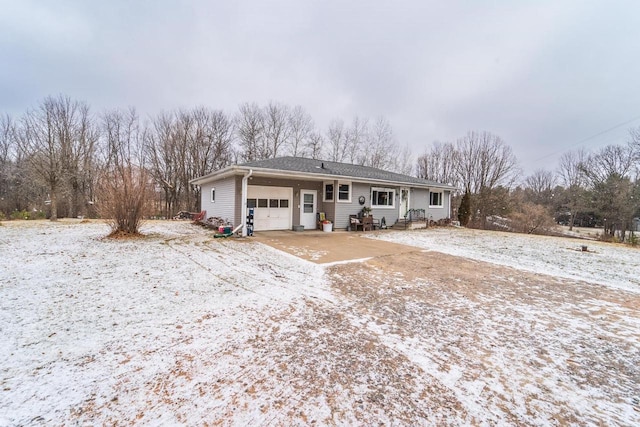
[
  {"xmin": 187, "ymin": 108, "xmax": 234, "ymax": 210},
  {"xmin": 205, "ymin": 109, "xmax": 235, "ymax": 170},
  {"xmin": 145, "ymin": 112, "xmax": 179, "ymax": 217},
  {"xmin": 344, "ymin": 116, "xmax": 368, "ymax": 164},
  {"xmin": 19, "ymin": 95, "xmax": 94, "ymax": 220},
  {"xmin": 581, "ymin": 144, "xmax": 634, "ymax": 184},
  {"xmin": 361, "ymin": 116, "xmax": 397, "ymax": 170},
  {"xmin": 62, "ymin": 102, "xmax": 99, "ymax": 218},
  {"xmin": 1, "ymin": 114, "xmax": 42, "ymax": 215},
  {"xmin": 523, "ymin": 169, "xmax": 556, "ymax": 206},
  {"xmin": 235, "ymin": 103, "xmax": 265, "ymax": 161},
  {"xmin": 173, "ymin": 110, "xmax": 195, "ymax": 211},
  {"xmin": 0, "ymin": 114, "xmax": 16, "ymax": 215},
  {"xmin": 99, "ymin": 108, "xmax": 150, "ymax": 235},
  {"xmin": 416, "ymin": 141, "xmax": 458, "ymax": 186},
  {"xmin": 0, "ymin": 114, "xmax": 12, "ymax": 166},
  {"xmin": 558, "ymin": 149, "xmax": 587, "ymax": 188},
  {"xmin": 287, "ymin": 105, "xmax": 314, "ymax": 157},
  {"xmin": 263, "ymin": 101, "xmax": 290, "ymax": 158},
  {"xmin": 470, "ymin": 131, "xmax": 519, "ymax": 191},
  {"xmin": 326, "ymin": 119, "xmax": 346, "ymax": 162},
  {"xmin": 307, "ymin": 131, "xmax": 324, "ymax": 160},
  {"xmin": 393, "ymin": 143, "xmax": 414, "ymax": 176},
  {"xmin": 453, "ymin": 131, "xmax": 519, "ymax": 228},
  {"xmin": 557, "ymin": 149, "xmax": 588, "ymax": 231},
  {"xmin": 144, "ymin": 108, "xmax": 236, "ymax": 217}
]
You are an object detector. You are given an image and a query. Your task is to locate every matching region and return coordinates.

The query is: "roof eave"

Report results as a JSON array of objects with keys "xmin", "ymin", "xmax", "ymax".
[
  {"xmin": 189, "ymin": 165, "xmax": 239, "ymax": 185},
  {"xmin": 191, "ymin": 164, "xmax": 458, "ymax": 191}
]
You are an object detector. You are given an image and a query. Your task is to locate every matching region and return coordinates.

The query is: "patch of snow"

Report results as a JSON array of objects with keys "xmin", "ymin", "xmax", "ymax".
[
  {"xmin": 320, "ymin": 257, "xmax": 373, "ymax": 267},
  {"xmin": 370, "ymin": 228, "xmax": 640, "ymax": 293}
]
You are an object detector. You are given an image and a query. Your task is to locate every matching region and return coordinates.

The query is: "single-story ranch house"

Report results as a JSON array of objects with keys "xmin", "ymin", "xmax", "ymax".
[{"xmin": 191, "ymin": 157, "xmax": 457, "ymax": 236}]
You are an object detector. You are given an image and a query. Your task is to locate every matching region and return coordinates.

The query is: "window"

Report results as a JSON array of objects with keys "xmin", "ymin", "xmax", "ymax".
[
  {"xmin": 303, "ymin": 193, "xmax": 314, "ymax": 213},
  {"xmin": 337, "ymin": 182, "xmax": 351, "ymax": 202},
  {"xmin": 247, "ymin": 199, "xmax": 257, "ymax": 208},
  {"xmin": 430, "ymin": 191, "xmax": 443, "ymax": 207},
  {"xmin": 371, "ymin": 187, "xmax": 395, "ymax": 208},
  {"xmin": 258, "ymin": 199, "xmax": 268, "ymax": 208},
  {"xmin": 269, "ymin": 199, "xmax": 279, "ymax": 208},
  {"xmin": 210, "ymin": 188, "xmax": 215, "ymax": 203},
  {"xmin": 324, "ymin": 182, "xmax": 334, "ymax": 202},
  {"xmin": 279, "ymin": 199, "xmax": 289, "ymax": 208}
]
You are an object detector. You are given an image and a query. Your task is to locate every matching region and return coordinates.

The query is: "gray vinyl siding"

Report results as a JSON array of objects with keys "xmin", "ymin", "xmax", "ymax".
[
  {"xmin": 369, "ymin": 206, "xmax": 399, "ymax": 226},
  {"xmin": 411, "ymin": 188, "xmax": 430, "ymax": 211},
  {"xmin": 426, "ymin": 189, "xmax": 451, "ymax": 221},
  {"xmin": 329, "ymin": 182, "xmax": 364, "ymax": 230},
  {"xmin": 200, "ymin": 176, "xmax": 236, "ymax": 225},
  {"xmin": 234, "ymin": 177, "xmax": 242, "ymax": 226},
  {"xmin": 243, "ymin": 176, "xmax": 323, "ymax": 228},
  {"xmin": 443, "ymin": 190, "xmax": 451, "ymax": 219}
]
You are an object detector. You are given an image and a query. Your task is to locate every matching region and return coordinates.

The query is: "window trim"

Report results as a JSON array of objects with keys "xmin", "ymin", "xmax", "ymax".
[
  {"xmin": 323, "ymin": 181, "xmax": 334, "ymax": 202},
  {"xmin": 210, "ymin": 187, "xmax": 215, "ymax": 203},
  {"xmin": 336, "ymin": 181, "xmax": 352, "ymax": 203},
  {"xmin": 371, "ymin": 187, "xmax": 396, "ymax": 209},
  {"xmin": 429, "ymin": 191, "xmax": 443, "ymax": 208}
]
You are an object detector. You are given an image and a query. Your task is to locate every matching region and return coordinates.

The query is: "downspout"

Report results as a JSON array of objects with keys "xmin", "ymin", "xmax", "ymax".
[{"xmin": 239, "ymin": 169, "xmax": 253, "ymax": 237}]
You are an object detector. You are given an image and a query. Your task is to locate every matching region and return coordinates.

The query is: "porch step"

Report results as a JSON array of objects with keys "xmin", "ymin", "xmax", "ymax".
[{"xmin": 392, "ymin": 219, "xmax": 427, "ymax": 230}]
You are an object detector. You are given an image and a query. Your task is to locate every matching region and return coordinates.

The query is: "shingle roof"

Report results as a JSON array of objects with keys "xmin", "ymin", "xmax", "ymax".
[{"xmin": 239, "ymin": 157, "xmax": 455, "ymax": 189}]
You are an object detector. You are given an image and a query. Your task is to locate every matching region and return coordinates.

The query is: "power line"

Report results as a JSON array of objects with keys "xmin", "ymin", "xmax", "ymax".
[{"xmin": 532, "ymin": 114, "xmax": 640, "ymax": 162}]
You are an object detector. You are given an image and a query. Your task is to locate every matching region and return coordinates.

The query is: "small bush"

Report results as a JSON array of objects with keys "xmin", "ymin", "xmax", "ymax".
[
  {"xmin": 509, "ymin": 203, "xmax": 556, "ymax": 235},
  {"xmin": 11, "ymin": 210, "xmax": 30, "ymax": 220},
  {"xmin": 98, "ymin": 165, "xmax": 151, "ymax": 237}
]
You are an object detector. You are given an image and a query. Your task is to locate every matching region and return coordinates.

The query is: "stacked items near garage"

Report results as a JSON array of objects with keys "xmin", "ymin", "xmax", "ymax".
[{"xmin": 246, "ymin": 208, "xmax": 254, "ymax": 236}]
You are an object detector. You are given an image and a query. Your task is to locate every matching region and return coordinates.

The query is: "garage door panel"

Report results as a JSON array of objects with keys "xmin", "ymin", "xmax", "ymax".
[{"xmin": 248, "ymin": 185, "xmax": 292, "ymax": 231}]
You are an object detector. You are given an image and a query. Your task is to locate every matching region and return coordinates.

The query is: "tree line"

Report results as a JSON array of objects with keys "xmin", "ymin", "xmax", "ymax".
[
  {"xmin": 2, "ymin": 94, "xmax": 639, "ymax": 242},
  {"xmin": 0, "ymin": 95, "xmax": 412, "ymax": 221},
  {"xmin": 417, "ymin": 129, "xmax": 640, "ymax": 242}
]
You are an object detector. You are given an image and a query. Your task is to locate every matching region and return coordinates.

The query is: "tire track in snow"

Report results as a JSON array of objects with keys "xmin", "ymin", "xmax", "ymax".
[{"xmin": 164, "ymin": 235, "xmax": 333, "ymax": 303}]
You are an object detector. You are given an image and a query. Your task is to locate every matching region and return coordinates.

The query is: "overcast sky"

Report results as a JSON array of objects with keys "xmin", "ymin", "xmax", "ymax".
[{"xmin": 2, "ymin": 0, "xmax": 639, "ymax": 175}]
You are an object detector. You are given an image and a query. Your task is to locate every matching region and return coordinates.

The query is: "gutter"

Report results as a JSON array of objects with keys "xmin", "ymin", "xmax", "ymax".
[
  {"xmin": 240, "ymin": 169, "xmax": 253, "ymax": 237},
  {"xmin": 191, "ymin": 165, "xmax": 457, "ymax": 192}
]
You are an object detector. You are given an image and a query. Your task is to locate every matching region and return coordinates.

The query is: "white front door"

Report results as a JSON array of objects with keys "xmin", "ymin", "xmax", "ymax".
[
  {"xmin": 300, "ymin": 190, "xmax": 317, "ymax": 230},
  {"xmin": 399, "ymin": 187, "xmax": 410, "ymax": 218}
]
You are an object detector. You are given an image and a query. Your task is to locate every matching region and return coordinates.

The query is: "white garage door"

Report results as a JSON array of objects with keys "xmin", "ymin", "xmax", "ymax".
[{"xmin": 247, "ymin": 185, "xmax": 292, "ymax": 231}]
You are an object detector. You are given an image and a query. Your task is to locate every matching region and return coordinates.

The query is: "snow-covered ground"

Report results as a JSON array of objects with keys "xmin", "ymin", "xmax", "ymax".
[
  {"xmin": 370, "ymin": 227, "xmax": 640, "ymax": 293},
  {"xmin": 1, "ymin": 220, "xmax": 639, "ymax": 425},
  {"xmin": 0, "ymin": 220, "xmax": 331, "ymax": 425}
]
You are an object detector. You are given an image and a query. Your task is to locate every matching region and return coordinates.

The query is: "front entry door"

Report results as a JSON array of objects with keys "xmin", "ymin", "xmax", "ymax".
[
  {"xmin": 300, "ymin": 190, "xmax": 317, "ymax": 230},
  {"xmin": 399, "ymin": 187, "xmax": 410, "ymax": 218}
]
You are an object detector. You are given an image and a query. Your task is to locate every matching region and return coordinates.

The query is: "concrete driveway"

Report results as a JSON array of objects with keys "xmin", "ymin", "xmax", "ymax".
[{"xmin": 252, "ymin": 230, "xmax": 419, "ymax": 264}]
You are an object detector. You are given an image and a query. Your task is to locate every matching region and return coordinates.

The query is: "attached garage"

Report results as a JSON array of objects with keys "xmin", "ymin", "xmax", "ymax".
[{"xmin": 247, "ymin": 185, "xmax": 293, "ymax": 231}]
